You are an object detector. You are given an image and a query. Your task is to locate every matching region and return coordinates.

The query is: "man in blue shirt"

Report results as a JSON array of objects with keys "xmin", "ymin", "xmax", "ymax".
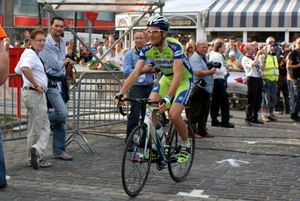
[
  {"xmin": 39, "ymin": 17, "xmax": 76, "ymax": 160},
  {"xmin": 123, "ymin": 30, "xmax": 156, "ymax": 142},
  {"xmin": 187, "ymin": 40, "xmax": 216, "ymax": 138}
]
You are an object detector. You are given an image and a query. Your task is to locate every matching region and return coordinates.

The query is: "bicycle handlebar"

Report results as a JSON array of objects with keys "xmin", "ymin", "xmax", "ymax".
[{"xmin": 118, "ymin": 98, "xmax": 162, "ymax": 116}]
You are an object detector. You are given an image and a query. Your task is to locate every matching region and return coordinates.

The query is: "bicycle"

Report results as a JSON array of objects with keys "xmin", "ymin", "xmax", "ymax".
[{"xmin": 118, "ymin": 97, "xmax": 195, "ymax": 197}]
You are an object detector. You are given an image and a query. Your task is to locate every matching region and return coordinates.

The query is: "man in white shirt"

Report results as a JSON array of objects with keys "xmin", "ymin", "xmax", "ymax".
[
  {"xmin": 15, "ymin": 29, "xmax": 51, "ymax": 169},
  {"xmin": 242, "ymin": 44, "xmax": 265, "ymax": 126},
  {"xmin": 209, "ymin": 41, "xmax": 234, "ymax": 128}
]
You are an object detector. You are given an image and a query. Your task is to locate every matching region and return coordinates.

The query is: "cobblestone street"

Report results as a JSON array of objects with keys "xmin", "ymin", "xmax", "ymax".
[{"xmin": 1, "ymin": 108, "xmax": 300, "ymax": 201}]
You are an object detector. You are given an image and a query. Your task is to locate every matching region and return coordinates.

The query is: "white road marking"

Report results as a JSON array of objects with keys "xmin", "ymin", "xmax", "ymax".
[
  {"xmin": 177, "ymin": 190, "xmax": 209, "ymax": 198},
  {"xmin": 216, "ymin": 159, "xmax": 249, "ymax": 167}
]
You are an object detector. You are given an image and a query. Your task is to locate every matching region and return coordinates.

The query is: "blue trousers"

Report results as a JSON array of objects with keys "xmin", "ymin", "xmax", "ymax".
[
  {"xmin": 126, "ymin": 85, "xmax": 153, "ymax": 139},
  {"xmin": 0, "ymin": 130, "xmax": 6, "ymax": 185},
  {"xmin": 46, "ymin": 87, "xmax": 68, "ymax": 155}
]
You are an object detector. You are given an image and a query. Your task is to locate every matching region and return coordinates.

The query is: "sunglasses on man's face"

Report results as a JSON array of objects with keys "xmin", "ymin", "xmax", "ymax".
[{"xmin": 147, "ymin": 30, "xmax": 164, "ymax": 33}]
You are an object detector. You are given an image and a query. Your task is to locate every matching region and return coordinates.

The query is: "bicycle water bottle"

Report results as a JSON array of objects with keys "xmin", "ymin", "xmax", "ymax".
[{"xmin": 155, "ymin": 123, "xmax": 165, "ymax": 143}]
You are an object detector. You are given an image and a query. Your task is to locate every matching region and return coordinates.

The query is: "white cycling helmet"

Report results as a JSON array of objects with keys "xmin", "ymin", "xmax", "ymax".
[{"xmin": 147, "ymin": 15, "xmax": 169, "ymax": 31}]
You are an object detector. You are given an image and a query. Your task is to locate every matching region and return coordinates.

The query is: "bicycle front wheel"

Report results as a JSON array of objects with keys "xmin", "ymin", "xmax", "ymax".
[
  {"xmin": 167, "ymin": 120, "xmax": 195, "ymax": 182},
  {"xmin": 121, "ymin": 124, "xmax": 152, "ymax": 197}
]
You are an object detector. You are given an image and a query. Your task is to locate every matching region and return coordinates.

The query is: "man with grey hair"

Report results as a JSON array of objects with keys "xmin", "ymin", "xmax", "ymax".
[{"xmin": 186, "ymin": 40, "xmax": 216, "ymax": 138}]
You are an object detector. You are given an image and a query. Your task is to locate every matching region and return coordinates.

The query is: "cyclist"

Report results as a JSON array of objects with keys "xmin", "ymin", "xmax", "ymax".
[{"xmin": 115, "ymin": 15, "xmax": 193, "ymax": 163}]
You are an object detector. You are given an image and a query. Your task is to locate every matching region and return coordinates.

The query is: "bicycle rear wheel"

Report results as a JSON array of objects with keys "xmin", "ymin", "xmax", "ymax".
[
  {"xmin": 121, "ymin": 124, "xmax": 152, "ymax": 197},
  {"xmin": 167, "ymin": 120, "xmax": 195, "ymax": 182}
]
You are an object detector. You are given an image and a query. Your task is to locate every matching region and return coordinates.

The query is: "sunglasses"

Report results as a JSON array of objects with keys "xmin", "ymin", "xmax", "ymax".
[{"xmin": 147, "ymin": 30, "xmax": 164, "ymax": 33}]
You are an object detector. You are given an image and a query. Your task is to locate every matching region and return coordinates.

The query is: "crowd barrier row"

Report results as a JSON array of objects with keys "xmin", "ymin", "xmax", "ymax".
[
  {"xmin": 0, "ymin": 71, "xmax": 128, "ymax": 153},
  {"xmin": 0, "ymin": 70, "xmax": 253, "ymax": 153}
]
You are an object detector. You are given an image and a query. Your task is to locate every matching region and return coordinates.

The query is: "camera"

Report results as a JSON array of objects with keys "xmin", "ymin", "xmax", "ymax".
[
  {"xmin": 196, "ymin": 79, "xmax": 206, "ymax": 88},
  {"xmin": 48, "ymin": 80, "xmax": 57, "ymax": 88},
  {"xmin": 207, "ymin": 61, "xmax": 221, "ymax": 70},
  {"xmin": 267, "ymin": 51, "xmax": 277, "ymax": 56},
  {"xmin": 150, "ymin": 61, "xmax": 160, "ymax": 72}
]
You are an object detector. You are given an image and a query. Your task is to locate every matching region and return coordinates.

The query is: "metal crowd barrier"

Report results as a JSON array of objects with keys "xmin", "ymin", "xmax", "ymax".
[
  {"xmin": 0, "ymin": 72, "xmax": 128, "ymax": 153},
  {"xmin": 66, "ymin": 71, "xmax": 127, "ymax": 153}
]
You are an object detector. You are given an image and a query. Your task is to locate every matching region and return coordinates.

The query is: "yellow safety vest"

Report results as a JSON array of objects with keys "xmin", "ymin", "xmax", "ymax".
[{"xmin": 262, "ymin": 55, "xmax": 279, "ymax": 81}]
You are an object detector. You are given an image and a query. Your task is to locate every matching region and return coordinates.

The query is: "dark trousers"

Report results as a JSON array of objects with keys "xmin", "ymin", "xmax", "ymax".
[
  {"xmin": 291, "ymin": 78, "xmax": 300, "ymax": 118},
  {"xmin": 245, "ymin": 77, "xmax": 263, "ymax": 122},
  {"xmin": 210, "ymin": 79, "xmax": 230, "ymax": 124},
  {"xmin": 126, "ymin": 85, "xmax": 153, "ymax": 139},
  {"xmin": 275, "ymin": 75, "xmax": 290, "ymax": 113},
  {"xmin": 186, "ymin": 85, "xmax": 210, "ymax": 136}
]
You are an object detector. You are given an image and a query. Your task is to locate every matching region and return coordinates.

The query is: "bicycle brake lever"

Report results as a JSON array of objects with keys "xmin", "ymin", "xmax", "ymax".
[{"xmin": 119, "ymin": 106, "xmax": 126, "ymax": 116}]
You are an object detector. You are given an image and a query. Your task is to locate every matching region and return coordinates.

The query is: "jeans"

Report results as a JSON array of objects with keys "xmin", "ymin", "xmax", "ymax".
[
  {"xmin": 288, "ymin": 79, "xmax": 294, "ymax": 111},
  {"xmin": 0, "ymin": 130, "xmax": 7, "ymax": 185},
  {"xmin": 291, "ymin": 79, "xmax": 300, "ymax": 118},
  {"xmin": 46, "ymin": 87, "xmax": 68, "ymax": 155},
  {"xmin": 126, "ymin": 85, "xmax": 152, "ymax": 139}
]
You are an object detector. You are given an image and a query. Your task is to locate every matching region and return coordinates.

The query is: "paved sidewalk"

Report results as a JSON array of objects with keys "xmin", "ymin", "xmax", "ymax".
[{"xmin": 1, "ymin": 108, "xmax": 300, "ymax": 200}]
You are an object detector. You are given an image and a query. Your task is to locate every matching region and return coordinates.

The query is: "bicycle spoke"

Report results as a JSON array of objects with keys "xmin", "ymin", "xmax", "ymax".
[
  {"xmin": 121, "ymin": 124, "xmax": 151, "ymax": 197},
  {"xmin": 168, "ymin": 120, "xmax": 195, "ymax": 182}
]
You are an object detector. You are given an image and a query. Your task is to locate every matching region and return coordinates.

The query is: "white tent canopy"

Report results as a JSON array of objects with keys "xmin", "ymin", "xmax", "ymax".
[
  {"xmin": 37, "ymin": 0, "xmax": 165, "ymax": 12},
  {"xmin": 162, "ymin": 0, "xmax": 213, "ymax": 13}
]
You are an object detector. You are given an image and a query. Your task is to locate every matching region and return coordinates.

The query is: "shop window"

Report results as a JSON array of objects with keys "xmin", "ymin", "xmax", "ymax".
[
  {"xmin": 207, "ymin": 32, "xmax": 243, "ymax": 42},
  {"xmin": 248, "ymin": 32, "xmax": 284, "ymax": 43},
  {"xmin": 289, "ymin": 32, "xmax": 300, "ymax": 43}
]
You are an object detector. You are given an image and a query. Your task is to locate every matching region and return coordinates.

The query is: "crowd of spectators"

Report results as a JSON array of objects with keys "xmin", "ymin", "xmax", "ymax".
[
  {"xmin": 2, "ymin": 29, "xmax": 299, "ymax": 133},
  {"xmin": 183, "ymin": 34, "xmax": 298, "ymax": 135}
]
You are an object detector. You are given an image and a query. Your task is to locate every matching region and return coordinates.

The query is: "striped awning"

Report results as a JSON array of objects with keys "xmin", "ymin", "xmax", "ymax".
[{"xmin": 206, "ymin": 0, "xmax": 300, "ymax": 28}]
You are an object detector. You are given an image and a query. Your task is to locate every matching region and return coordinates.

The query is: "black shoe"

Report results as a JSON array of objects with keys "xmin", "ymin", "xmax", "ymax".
[
  {"xmin": 31, "ymin": 147, "xmax": 40, "ymax": 170},
  {"xmin": 0, "ymin": 183, "xmax": 7, "ymax": 188},
  {"xmin": 211, "ymin": 121, "xmax": 220, "ymax": 127},
  {"xmin": 245, "ymin": 121, "xmax": 252, "ymax": 126},
  {"xmin": 221, "ymin": 123, "xmax": 235, "ymax": 128},
  {"xmin": 290, "ymin": 116, "xmax": 300, "ymax": 122},
  {"xmin": 251, "ymin": 119, "xmax": 264, "ymax": 124}
]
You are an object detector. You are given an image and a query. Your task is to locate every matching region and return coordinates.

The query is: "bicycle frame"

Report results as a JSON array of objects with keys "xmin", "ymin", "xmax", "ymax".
[
  {"xmin": 142, "ymin": 105, "xmax": 168, "ymax": 164},
  {"xmin": 120, "ymin": 97, "xmax": 195, "ymax": 197}
]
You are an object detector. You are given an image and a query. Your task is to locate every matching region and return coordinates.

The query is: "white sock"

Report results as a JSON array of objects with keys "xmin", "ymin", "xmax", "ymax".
[{"xmin": 181, "ymin": 140, "xmax": 190, "ymax": 148}]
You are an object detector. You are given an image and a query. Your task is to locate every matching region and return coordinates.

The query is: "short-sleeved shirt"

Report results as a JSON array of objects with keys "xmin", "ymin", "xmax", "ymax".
[
  {"xmin": 139, "ymin": 37, "xmax": 193, "ymax": 106},
  {"xmin": 139, "ymin": 37, "xmax": 193, "ymax": 80},
  {"xmin": 288, "ymin": 50, "xmax": 300, "ymax": 79}
]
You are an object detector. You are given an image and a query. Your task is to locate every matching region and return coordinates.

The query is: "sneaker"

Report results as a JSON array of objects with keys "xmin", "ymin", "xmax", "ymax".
[
  {"xmin": 177, "ymin": 147, "xmax": 190, "ymax": 163},
  {"xmin": 262, "ymin": 116, "xmax": 270, "ymax": 122},
  {"xmin": 53, "ymin": 153, "xmax": 73, "ymax": 160},
  {"xmin": 31, "ymin": 147, "xmax": 40, "ymax": 170},
  {"xmin": 268, "ymin": 114, "xmax": 277, "ymax": 121},
  {"xmin": 39, "ymin": 160, "xmax": 52, "ymax": 168}
]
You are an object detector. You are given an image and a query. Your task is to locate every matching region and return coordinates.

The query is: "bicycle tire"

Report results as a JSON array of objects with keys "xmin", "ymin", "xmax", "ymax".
[
  {"xmin": 121, "ymin": 124, "xmax": 152, "ymax": 197},
  {"xmin": 167, "ymin": 120, "xmax": 195, "ymax": 182}
]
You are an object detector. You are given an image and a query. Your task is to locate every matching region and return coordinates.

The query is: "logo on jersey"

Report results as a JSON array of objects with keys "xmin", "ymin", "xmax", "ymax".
[
  {"xmin": 174, "ymin": 50, "xmax": 182, "ymax": 57},
  {"xmin": 167, "ymin": 42, "xmax": 177, "ymax": 50},
  {"xmin": 154, "ymin": 59, "xmax": 173, "ymax": 69}
]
